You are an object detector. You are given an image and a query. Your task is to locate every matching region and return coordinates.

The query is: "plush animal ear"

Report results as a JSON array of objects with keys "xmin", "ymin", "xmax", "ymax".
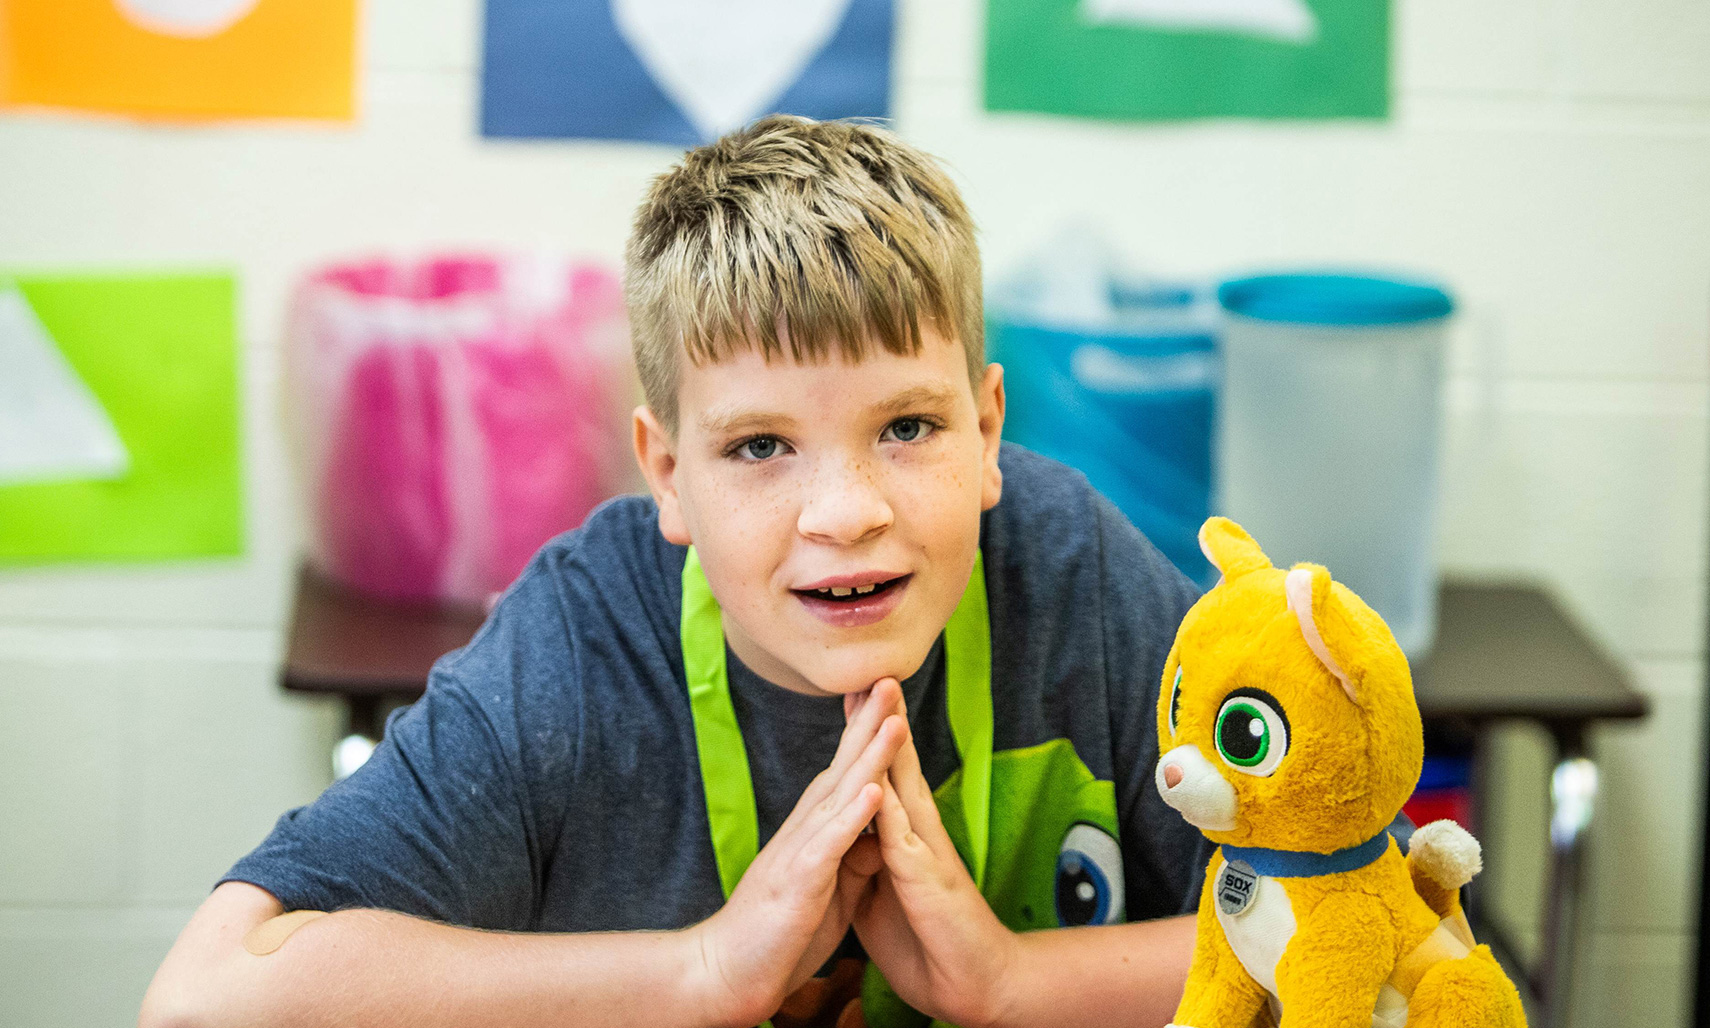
[
  {"xmin": 1284, "ymin": 564, "xmax": 1358, "ymax": 703},
  {"xmin": 1198, "ymin": 517, "xmax": 1273, "ymax": 582}
]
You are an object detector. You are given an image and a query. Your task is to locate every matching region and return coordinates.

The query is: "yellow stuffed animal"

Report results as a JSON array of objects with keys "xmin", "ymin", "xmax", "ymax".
[{"xmin": 1156, "ymin": 517, "xmax": 1526, "ymax": 1028}]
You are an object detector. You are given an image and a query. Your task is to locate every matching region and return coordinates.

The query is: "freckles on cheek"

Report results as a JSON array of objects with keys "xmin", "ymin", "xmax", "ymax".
[{"xmin": 711, "ymin": 478, "xmax": 793, "ymax": 555}]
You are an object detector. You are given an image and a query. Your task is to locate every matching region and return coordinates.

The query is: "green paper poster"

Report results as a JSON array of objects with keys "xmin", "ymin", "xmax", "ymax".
[
  {"xmin": 0, "ymin": 273, "xmax": 242, "ymax": 562},
  {"xmin": 985, "ymin": 0, "xmax": 1388, "ymax": 121}
]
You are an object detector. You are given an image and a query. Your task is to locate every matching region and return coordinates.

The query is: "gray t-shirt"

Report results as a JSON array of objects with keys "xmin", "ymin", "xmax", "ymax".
[{"xmin": 222, "ymin": 445, "xmax": 1210, "ymax": 933}]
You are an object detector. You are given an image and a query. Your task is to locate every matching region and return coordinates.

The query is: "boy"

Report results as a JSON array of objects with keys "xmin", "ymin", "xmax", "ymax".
[{"xmin": 141, "ymin": 117, "xmax": 1206, "ymax": 1028}]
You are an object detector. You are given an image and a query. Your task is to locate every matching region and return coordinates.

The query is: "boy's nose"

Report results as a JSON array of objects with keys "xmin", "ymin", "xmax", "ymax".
[{"xmin": 797, "ymin": 461, "xmax": 894, "ymax": 544}]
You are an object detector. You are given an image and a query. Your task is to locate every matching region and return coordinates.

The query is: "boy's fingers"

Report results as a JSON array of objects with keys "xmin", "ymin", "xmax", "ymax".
[
  {"xmin": 827, "ymin": 679, "xmax": 897, "ymax": 776},
  {"xmin": 777, "ymin": 681, "xmax": 905, "ymax": 848},
  {"xmin": 882, "ymin": 681, "xmax": 909, "ymax": 732},
  {"xmin": 800, "ymin": 714, "xmax": 903, "ymax": 866},
  {"xmin": 888, "ymin": 728, "xmax": 961, "ymax": 864},
  {"xmin": 889, "ymin": 701, "xmax": 927, "ymax": 792},
  {"xmin": 838, "ymin": 841, "xmax": 880, "ymax": 921},
  {"xmin": 801, "ymin": 780, "xmax": 884, "ymax": 872},
  {"xmin": 781, "ymin": 712, "xmax": 900, "ymax": 870},
  {"xmin": 874, "ymin": 774, "xmax": 912, "ymax": 848},
  {"xmin": 804, "ymin": 681, "xmax": 892, "ymax": 813},
  {"xmin": 873, "ymin": 775, "xmax": 934, "ymax": 884},
  {"xmin": 834, "ymin": 714, "xmax": 906, "ymax": 809}
]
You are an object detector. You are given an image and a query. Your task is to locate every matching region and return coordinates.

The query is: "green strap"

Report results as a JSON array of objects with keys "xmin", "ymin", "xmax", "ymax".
[
  {"xmin": 943, "ymin": 552, "xmax": 992, "ymax": 890},
  {"xmin": 681, "ymin": 547, "xmax": 760, "ymax": 900},
  {"xmin": 680, "ymin": 547, "xmax": 995, "ymax": 898}
]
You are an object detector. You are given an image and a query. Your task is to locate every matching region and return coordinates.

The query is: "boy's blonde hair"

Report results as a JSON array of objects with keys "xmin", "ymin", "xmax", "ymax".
[{"xmin": 624, "ymin": 116, "xmax": 983, "ymax": 432}]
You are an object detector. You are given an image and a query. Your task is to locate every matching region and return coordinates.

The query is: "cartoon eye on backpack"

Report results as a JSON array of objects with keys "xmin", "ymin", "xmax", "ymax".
[{"xmin": 1157, "ymin": 517, "xmax": 1526, "ymax": 1028}]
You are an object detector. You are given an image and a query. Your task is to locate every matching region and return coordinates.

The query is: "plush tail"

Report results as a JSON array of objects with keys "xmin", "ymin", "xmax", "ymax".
[{"xmin": 1407, "ymin": 820, "xmax": 1483, "ymax": 927}]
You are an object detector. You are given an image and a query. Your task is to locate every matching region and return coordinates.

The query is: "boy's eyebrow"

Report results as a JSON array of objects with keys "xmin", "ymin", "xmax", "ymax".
[
  {"xmin": 697, "ymin": 383, "xmax": 962, "ymax": 436},
  {"xmin": 870, "ymin": 383, "xmax": 962, "ymax": 417},
  {"xmin": 697, "ymin": 406, "xmax": 799, "ymax": 436}
]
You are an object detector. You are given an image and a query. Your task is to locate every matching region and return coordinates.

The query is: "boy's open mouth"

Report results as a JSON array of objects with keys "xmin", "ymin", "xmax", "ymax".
[{"xmin": 792, "ymin": 574, "xmax": 909, "ymax": 604}]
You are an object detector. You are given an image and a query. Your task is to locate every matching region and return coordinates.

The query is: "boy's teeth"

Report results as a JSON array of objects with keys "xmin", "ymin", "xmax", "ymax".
[{"xmin": 810, "ymin": 581, "xmax": 888, "ymax": 599}]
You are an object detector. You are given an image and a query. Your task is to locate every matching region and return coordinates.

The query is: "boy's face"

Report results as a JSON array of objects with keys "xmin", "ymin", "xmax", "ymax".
[{"xmin": 635, "ymin": 328, "xmax": 1005, "ymax": 697}]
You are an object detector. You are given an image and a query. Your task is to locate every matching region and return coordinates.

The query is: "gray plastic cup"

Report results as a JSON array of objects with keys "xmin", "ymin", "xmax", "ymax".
[{"xmin": 1216, "ymin": 273, "xmax": 1454, "ymax": 658}]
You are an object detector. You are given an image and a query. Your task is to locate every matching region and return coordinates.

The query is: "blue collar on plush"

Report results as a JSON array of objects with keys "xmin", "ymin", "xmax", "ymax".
[{"xmin": 1218, "ymin": 831, "xmax": 1393, "ymax": 878}]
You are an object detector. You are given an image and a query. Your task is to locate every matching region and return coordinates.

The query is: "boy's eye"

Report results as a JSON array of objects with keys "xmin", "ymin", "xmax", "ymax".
[
  {"xmin": 883, "ymin": 418, "xmax": 936, "ymax": 443},
  {"xmin": 733, "ymin": 436, "xmax": 786, "ymax": 461}
]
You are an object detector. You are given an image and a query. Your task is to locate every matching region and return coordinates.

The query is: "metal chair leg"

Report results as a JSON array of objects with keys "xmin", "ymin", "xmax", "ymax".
[{"xmin": 1535, "ymin": 726, "xmax": 1598, "ymax": 1028}]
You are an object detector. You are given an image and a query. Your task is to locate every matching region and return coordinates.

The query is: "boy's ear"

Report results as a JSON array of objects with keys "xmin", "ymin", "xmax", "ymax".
[
  {"xmin": 632, "ymin": 405, "xmax": 692, "ymax": 546},
  {"xmin": 979, "ymin": 363, "xmax": 1006, "ymax": 511}
]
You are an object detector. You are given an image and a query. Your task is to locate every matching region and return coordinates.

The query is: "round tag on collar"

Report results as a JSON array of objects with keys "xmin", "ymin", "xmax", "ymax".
[{"xmin": 1216, "ymin": 859, "xmax": 1260, "ymax": 917}]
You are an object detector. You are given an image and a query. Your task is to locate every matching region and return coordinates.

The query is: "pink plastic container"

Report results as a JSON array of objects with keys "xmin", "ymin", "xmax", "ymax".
[{"xmin": 287, "ymin": 255, "xmax": 630, "ymax": 603}]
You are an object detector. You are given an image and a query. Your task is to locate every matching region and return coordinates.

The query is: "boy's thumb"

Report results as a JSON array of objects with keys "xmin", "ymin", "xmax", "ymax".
[{"xmin": 875, "ymin": 780, "xmax": 932, "ymax": 878}]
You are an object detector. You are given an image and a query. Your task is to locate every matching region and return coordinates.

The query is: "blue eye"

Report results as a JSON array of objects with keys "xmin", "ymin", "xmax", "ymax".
[
  {"xmin": 736, "ymin": 437, "xmax": 781, "ymax": 460},
  {"xmin": 883, "ymin": 418, "xmax": 935, "ymax": 444},
  {"xmin": 1055, "ymin": 824, "xmax": 1126, "ymax": 927}
]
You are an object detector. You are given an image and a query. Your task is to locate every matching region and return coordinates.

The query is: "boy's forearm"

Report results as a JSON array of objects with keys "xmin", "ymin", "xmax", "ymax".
[
  {"xmin": 145, "ymin": 907, "xmax": 733, "ymax": 1028},
  {"xmin": 990, "ymin": 914, "xmax": 1197, "ymax": 1028}
]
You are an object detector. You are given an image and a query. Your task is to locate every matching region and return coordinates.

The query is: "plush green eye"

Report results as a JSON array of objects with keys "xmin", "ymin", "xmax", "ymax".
[
  {"xmin": 1217, "ymin": 703, "xmax": 1269, "ymax": 765},
  {"xmin": 1168, "ymin": 666, "xmax": 1183, "ymax": 734},
  {"xmin": 1214, "ymin": 689, "xmax": 1289, "ymax": 776}
]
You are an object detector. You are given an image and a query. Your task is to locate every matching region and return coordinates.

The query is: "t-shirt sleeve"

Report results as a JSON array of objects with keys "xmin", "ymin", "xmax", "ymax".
[
  {"xmin": 220, "ymin": 565, "xmax": 569, "ymax": 930},
  {"xmin": 1094, "ymin": 495, "xmax": 1215, "ymax": 920}
]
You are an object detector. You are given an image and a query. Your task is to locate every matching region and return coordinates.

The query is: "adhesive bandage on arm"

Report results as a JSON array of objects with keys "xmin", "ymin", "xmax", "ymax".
[{"xmin": 242, "ymin": 910, "xmax": 329, "ymax": 956}]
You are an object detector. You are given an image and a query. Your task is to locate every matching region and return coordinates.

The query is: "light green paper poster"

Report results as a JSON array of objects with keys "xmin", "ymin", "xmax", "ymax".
[
  {"xmin": 985, "ymin": 0, "xmax": 1389, "ymax": 121},
  {"xmin": 0, "ymin": 273, "xmax": 243, "ymax": 562}
]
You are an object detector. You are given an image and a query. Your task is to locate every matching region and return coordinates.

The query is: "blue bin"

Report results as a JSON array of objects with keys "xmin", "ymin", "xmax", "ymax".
[{"xmin": 992, "ymin": 279, "xmax": 1219, "ymax": 587}]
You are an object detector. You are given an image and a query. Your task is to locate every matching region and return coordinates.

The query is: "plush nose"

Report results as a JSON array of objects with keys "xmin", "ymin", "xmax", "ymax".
[{"xmin": 1154, "ymin": 745, "xmax": 1239, "ymax": 832}]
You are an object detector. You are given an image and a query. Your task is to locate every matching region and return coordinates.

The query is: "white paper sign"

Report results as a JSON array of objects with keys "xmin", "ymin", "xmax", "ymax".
[
  {"xmin": 0, "ymin": 286, "xmax": 130, "ymax": 488},
  {"xmin": 113, "ymin": 0, "xmax": 264, "ymax": 38},
  {"xmin": 612, "ymin": 0, "xmax": 854, "ymax": 139},
  {"xmin": 1080, "ymin": 0, "xmax": 1318, "ymax": 43}
]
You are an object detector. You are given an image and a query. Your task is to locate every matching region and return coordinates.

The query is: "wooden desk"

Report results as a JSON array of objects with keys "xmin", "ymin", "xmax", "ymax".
[
  {"xmin": 282, "ymin": 568, "xmax": 486, "ymax": 739},
  {"xmin": 1417, "ymin": 584, "xmax": 1646, "ymax": 725},
  {"xmin": 282, "ymin": 571, "xmax": 1647, "ymax": 1028},
  {"xmin": 1414, "ymin": 584, "xmax": 1647, "ymax": 1028}
]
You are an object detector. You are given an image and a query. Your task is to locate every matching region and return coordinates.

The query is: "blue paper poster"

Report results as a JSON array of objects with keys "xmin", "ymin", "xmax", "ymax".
[{"xmin": 482, "ymin": 0, "xmax": 894, "ymax": 144}]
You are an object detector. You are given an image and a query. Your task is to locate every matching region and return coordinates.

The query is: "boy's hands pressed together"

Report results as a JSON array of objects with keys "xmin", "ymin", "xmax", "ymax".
[
  {"xmin": 852, "ymin": 685, "xmax": 1023, "ymax": 1028},
  {"xmin": 687, "ymin": 678, "xmax": 906, "ymax": 1028}
]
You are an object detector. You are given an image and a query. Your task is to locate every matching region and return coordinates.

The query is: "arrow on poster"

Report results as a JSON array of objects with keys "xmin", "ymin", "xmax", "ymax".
[
  {"xmin": 612, "ymin": 0, "xmax": 854, "ymax": 139},
  {"xmin": 1081, "ymin": 0, "xmax": 1317, "ymax": 42},
  {"xmin": 0, "ymin": 284, "xmax": 129, "ymax": 488}
]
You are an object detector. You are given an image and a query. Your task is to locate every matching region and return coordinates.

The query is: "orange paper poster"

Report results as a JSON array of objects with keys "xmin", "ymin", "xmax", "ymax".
[{"xmin": 1, "ymin": 0, "xmax": 359, "ymax": 121}]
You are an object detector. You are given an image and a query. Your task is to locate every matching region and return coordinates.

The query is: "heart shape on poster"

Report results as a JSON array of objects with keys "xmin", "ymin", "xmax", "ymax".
[
  {"xmin": 113, "ymin": 0, "xmax": 264, "ymax": 38},
  {"xmin": 1081, "ymin": 0, "xmax": 1318, "ymax": 43},
  {"xmin": 612, "ymin": 0, "xmax": 854, "ymax": 140}
]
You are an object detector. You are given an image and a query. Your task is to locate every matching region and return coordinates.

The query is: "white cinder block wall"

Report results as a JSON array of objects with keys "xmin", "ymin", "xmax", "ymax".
[{"xmin": 0, "ymin": 0, "xmax": 1705, "ymax": 1023}]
